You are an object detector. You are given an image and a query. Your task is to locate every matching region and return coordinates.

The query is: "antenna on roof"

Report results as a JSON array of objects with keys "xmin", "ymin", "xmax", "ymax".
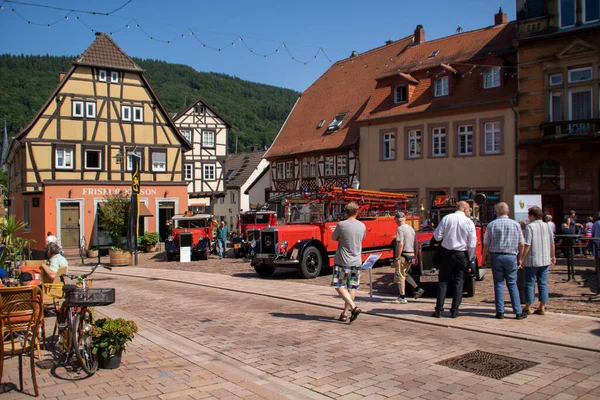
[{"xmin": 456, "ymin": 26, "xmax": 463, "ymax": 33}]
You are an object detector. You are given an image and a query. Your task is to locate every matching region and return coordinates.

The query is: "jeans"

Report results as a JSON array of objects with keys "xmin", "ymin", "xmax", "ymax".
[
  {"xmin": 523, "ymin": 266, "xmax": 549, "ymax": 304},
  {"xmin": 217, "ymin": 239, "xmax": 226, "ymax": 258},
  {"xmin": 491, "ymin": 254, "xmax": 522, "ymax": 314},
  {"xmin": 435, "ymin": 249, "xmax": 467, "ymax": 315}
]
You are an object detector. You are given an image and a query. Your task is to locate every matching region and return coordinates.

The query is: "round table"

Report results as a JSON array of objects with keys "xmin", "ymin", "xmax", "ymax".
[{"xmin": 554, "ymin": 234, "xmax": 583, "ymax": 282}]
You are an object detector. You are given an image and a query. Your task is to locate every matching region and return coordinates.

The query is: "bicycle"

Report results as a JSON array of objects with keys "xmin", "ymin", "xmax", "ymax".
[
  {"xmin": 55, "ymin": 264, "xmax": 114, "ymax": 375},
  {"xmin": 79, "ymin": 236, "xmax": 87, "ymax": 264}
]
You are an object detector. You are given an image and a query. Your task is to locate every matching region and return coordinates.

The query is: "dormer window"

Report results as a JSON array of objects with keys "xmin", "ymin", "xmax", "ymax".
[
  {"xmin": 394, "ymin": 86, "xmax": 407, "ymax": 104},
  {"xmin": 327, "ymin": 113, "xmax": 347, "ymax": 131},
  {"xmin": 99, "ymin": 70, "xmax": 107, "ymax": 82},
  {"xmin": 483, "ymin": 67, "xmax": 501, "ymax": 89},
  {"xmin": 317, "ymin": 119, "xmax": 325, "ymax": 128},
  {"xmin": 434, "ymin": 76, "xmax": 449, "ymax": 97}
]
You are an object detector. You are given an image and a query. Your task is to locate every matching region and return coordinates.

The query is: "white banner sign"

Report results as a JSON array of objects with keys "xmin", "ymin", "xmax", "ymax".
[{"xmin": 513, "ymin": 195, "xmax": 542, "ymax": 223}]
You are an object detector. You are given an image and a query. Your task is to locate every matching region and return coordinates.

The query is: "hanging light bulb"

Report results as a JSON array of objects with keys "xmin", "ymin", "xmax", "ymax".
[
  {"xmin": 27, "ymin": 21, "xmax": 31, "ymax": 25},
  {"xmin": 167, "ymin": 41, "xmax": 170, "ymax": 45},
  {"xmin": 65, "ymin": 15, "xmax": 68, "ymax": 20},
  {"xmin": 126, "ymin": 24, "xmax": 129, "ymax": 28}
]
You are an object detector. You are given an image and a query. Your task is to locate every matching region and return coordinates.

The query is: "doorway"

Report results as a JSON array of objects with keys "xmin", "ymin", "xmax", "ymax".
[
  {"xmin": 158, "ymin": 201, "xmax": 176, "ymax": 241},
  {"xmin": 60, "ymin": 202, "xmax": 80, "ymax": 248}
]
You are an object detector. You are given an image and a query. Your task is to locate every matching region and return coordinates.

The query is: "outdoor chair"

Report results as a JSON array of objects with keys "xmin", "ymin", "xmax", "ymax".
[
  {"xmin": 0, "ymin": 286, "xmax": 45, "ymax": 359},
  {"xmin": 42, "ymin": 266, "xmax": 68, "ymax": 342}
]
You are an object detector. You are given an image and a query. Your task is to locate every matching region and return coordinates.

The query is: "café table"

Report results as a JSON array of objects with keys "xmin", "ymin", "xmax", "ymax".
[
  {"xmin": 576, "ymin": 237, "xmax": 600, "ymax": 301},
  {"xmin": 554, "ymin": 234, "xmax": 583, "ymax": 282}
]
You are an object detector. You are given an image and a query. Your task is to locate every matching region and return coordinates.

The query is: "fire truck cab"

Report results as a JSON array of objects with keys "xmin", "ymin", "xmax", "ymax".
[
  {"xmin": 164, "ymin": 213, "xmax": 214, "ymax": 261},
  {"xmin": 231, "ymin": 209, "xmax": 277, "ymax": 258}
]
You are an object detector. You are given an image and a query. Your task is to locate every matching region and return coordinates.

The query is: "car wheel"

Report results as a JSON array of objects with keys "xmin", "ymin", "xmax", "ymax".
[
  {"xmin": 300, "ymin": 246, "xmax": 322, "ymax": 279},
  {"xmin": 254, "ymin": 263, "xmax": 275, "ymax": 277},
  {"xmin": 464, "ymin": 275, "xmax": 476, "ymax": 297}
]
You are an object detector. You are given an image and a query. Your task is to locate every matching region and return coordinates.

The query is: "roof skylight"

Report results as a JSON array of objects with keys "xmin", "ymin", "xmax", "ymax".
[
  {"xmin": 326, "ymin": 113, "xmax": 347, "ymax": 131},
  {"xmin": 317, "ymin": 119, "xmax": 325, "ymax": 128},
  {"xmin": 428, "ymin": 50, "xmax": 440, "ymax": 58}
]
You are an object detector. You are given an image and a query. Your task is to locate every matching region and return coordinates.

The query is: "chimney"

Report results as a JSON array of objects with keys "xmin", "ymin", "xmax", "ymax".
[
  {"xmin": 414, "ymin": 25, "xmax": 425, "ymax": 45},
  {"xmin": 59, "ymin": 72, "xmax": 66, "ymax": 82},
  {"xmin": 495, "ymin": 7, "xmax": 508, "ymax": 25},
  {"xmin": 250, "ymin": 144, "xmax": 256, "ymax": 152}
]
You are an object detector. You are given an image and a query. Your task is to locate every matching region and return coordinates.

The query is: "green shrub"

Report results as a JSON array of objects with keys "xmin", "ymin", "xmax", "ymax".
[
  {"xmin": 92, "ymin": 317, "xmax": 138, "ymax": 358},
  {"xmin": 140, "ymin": 232, "xmax": 159, "ymax": 247}
]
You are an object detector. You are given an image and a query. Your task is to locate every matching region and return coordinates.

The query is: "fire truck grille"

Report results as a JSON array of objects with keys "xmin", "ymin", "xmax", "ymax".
[
  {"xmin": 247, "ymin": 229, "xmax": 259, "ymax": 242},
  {"xmin": 436, "ymin": 350, "xmax": 539, "ymax": 380},
  {"xmin": 261, "ymin": 230, "xmax": 277, "ymax": 254}
]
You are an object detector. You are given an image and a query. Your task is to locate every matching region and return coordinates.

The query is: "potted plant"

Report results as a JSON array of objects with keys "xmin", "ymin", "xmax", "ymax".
[
  {"xmin": 87, "ymin": 245, "xmax": 99, "ymax": 259},
  {"xmin": 98, "ymin": 193, "xmax": 132, "ymax": 265},
  {"xmin": 140, "ymin": 232, "xmax": 159, "ymax": 252},
  {"xmin": 92, "ymin": 317, "xmax": 138, "ymax": 369}
]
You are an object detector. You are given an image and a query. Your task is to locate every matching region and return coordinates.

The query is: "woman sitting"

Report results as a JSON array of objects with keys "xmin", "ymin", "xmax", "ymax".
[{"xmin": 41, "ymin": 242, "xmax": 68, "ymax": 281}]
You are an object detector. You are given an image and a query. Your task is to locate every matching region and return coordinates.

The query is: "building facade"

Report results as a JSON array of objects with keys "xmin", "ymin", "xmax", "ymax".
[
  {"xmin": 517, "ymin": 0, "xmax": 600, "ymax": 218},
  {"xmin": 6, "ymin": 33, "xmax": 191, "ymax": 249},
  {"xmin": 172, "ymin": 99, "xmax": 229, "ymax": 214}
]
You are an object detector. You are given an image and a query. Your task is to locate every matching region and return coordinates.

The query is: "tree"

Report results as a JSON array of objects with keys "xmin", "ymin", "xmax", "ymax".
[{"xmin": 98, "ymin": 193, "xmax": 130, "ymax": 247}]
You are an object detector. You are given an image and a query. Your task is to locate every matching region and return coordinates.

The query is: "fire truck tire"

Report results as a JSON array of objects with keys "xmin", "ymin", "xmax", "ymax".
[
  {"xmin": 254, "ymin": 263, "xmax": 275, "ymax": 277},
  {"xmin": 233, "ymin": 248, "xmax": 240, "ymax": 258},
  {"xmin": 464, "ymin": 276, "xmax": 476, "ymax": 297},
  {"xmin": 166, "ymin": 253, "xmax": 176, "ymax": 262},
  {"xmin": 300, "ymin": 246, "xmax": 322, "ymax": 279}
]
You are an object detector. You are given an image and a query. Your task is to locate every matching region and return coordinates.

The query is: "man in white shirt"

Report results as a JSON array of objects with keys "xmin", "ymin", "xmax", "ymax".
[{"xmin": 431, "ymin": 201, "xmax": 477, "ymax": 318}]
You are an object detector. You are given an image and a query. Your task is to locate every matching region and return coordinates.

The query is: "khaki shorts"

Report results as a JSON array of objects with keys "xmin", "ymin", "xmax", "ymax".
[{"xmin": 394, "ymin": 254, "xmax": 414, "ymax": 284}]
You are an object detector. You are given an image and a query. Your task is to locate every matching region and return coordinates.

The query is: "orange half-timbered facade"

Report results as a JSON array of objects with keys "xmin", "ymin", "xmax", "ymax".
[
  {"xmin": 173, "ymin": 99, "xmax": 229, "ymax": 213},
  {"xmin": 6, "ymin": 32, "xmax": 191, "ymax": 250}
]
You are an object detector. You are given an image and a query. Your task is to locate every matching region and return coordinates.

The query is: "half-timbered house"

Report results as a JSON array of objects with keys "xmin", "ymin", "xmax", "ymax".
[
  {"xmin": 6, "ymin": 32, "xmax": 192, "ymax": 250},
  {"xmin": 172, "ymin": 99, "xmax": 229, "ymax": 213}
]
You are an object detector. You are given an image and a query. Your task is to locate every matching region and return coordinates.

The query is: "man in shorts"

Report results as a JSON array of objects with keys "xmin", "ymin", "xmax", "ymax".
[
  {"xmin": 331, "ymin": 201, "xmax": 366, "ymax": 323},
  {"xmin": 392, "ymin": 211, "xmax": 425, "ymax": 304}
]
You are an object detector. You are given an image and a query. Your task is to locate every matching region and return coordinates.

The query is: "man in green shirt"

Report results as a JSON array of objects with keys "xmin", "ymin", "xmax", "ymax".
[
  {"xmin": 41, "ymin": 242, "xmax": 68, "ymax": 280},
  {"xmin": 216, "ymin": 221, "xmax": 228, "ymax": 259}
]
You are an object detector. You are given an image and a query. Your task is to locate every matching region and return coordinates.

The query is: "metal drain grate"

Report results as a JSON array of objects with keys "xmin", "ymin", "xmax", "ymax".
[{"xmin": 436, "ymin": 350, "xmax": 539, "ymax": 380}]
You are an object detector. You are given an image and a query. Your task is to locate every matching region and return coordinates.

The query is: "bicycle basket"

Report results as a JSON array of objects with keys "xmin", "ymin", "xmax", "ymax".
[{"xmin": 64, "ymin": 288, "xmax": 115, "ymax": 306}]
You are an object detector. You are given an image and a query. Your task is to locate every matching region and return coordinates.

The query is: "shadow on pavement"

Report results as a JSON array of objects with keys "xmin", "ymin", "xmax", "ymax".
[
  {"xmin": 269, "ymin": 312, "xmax": 342, "ymax": 324},
  {"xmin": 369, "ymin": 307, "xmax": 497, "ymax": 319}
]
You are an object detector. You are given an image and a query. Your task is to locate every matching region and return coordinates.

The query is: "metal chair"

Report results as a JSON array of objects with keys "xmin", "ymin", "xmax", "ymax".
[{"xmin": 1, "ymin": 298, "xmax": 42, "ymax": 397}]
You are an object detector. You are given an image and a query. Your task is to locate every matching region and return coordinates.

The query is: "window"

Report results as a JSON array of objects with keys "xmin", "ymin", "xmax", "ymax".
[
  {"xmin": 560, "ymin": 0, "xmax": 576, "ymax": 27},
  {"xmin": 181, "ymin": 129, "xmax": 192, "ymax": 143},
  {"xmin": 230, "ymin": 191, "xmax": 236, "ymax": 204},
  {"xmin": 99, "ymin": 69, "xmax": 107, "ymax": 82},
  {"xmin": 324, "ymin": 156, "xmax": 335, "ymax": 176},
  {"xmin": 585, "ymin": 0, "xmax": 600, "ymax": 22},
  {"xmin": 85, "ymin": 149, "xmax": 102, "ymax": 170},
  {"xmin": 111, "ymin": 71, "xmax": 119, "ymax": 83},
  {"xmin": 133, "ymin": 106, "xmax": 144, "ymax": 122},
  {"xmin": 407, "ymin": 130, "xmax": 421, "ymax": 159},
  {"xmin": 276, "ymin": 162, "xmax": 284, "ymax": 179},
  {"xmin": 550, "ymin": 91, "xmax": 563, "ymax": 122},
  {"xmin": 532, "ymin": 160, "xmax": 565, "ymax": 190},
  {"xmin": 194, "ymin": 105, "xmax": 205, "ymax": 114},
  {"xmin": 203, "ymin": 164, "xmax": 215, "ymax": 181},
  {"xmin": 184, "ymin": 163, "xmax": 193, "ymax": 181},
  {"xmin": 219, "ymin": 197, "xmax": 224, "ymax": 204},
  {"xmin": 326, "ymin": 113, "xmax": 347, "ymax": 131},
  {"xmin": 550, "ymin": 74, "xmax": 563, "ymax": 86},
  {"xmin": 394, "ymin": 86, "xmax": 407, "ymax": 103},
  {"xmin": 285, "ymin": 161, "xmax": 294, "ymax": 179},
  {"xmin": 72, "ymin": 101, "xmax": 84, "ymax": 118},
  {"xmin": 122, "ymin": 105, "xmax": 131, "ymax": 121},
  {"xmin": 483, "ymin": 67, "xmax": 501, "ymax": 89},
  {"xmin": 23, "ymin": 199, "xmax": 30, "ymax": 230},
  {"xmin": 568, "ymin": 67, "xmax": 592, "ymax": 83},
  {"xmin": 434, "ymin": 76, "xmax": 449, "ymax": 97},
  {"xmin": 202, "ymin": 130, "xmax": 215, "ymax": 147},
  {"xmin": 55, "ymin": 147, "xmax": 74, "ymax": 169},
  {"xmin": 126, "ymin": 150, "xmax": 142, "ymax": 171},
  {"xmin": 457, "ymin": 125, "xmax": 474, "ymax": 155},
  {"xmin": 336, "ymin": 155, "xmax": 347, "ymax": 176},
  {"xmin": 431, "ymin": 127, "xmax": 447, "ymax": 156},
  {"xmin": 85, "ymin": 102, "xmax": 96, "ymax": 118},
  {"xmin": 484, "ymin": 122, "xmax": 501, "ymax": 154},
  {"xmin": 382, "ymin": 132, "xmax": 396, "ymax": 160},
  {"xmin": 151, "ymin": 151, "xmax": 166, "ymax": 172},
  {"xmin": 309, "ymin": 160, "xmax": 316, "ymax": 177},
  {"xmin": 302, "ymin": 158, "xmax": 316, "ymax": 178},
  {"xmin": 569, "ymin": 87, "xmax": 592, "ymax": 120}
]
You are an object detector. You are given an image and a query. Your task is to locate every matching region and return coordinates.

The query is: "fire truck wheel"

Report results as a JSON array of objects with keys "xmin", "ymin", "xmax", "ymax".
[
  {"xmin": 233, "ymin": 248, "xmax": 240, "ymax": 258},
  {"xmin": 300, "ymin": 246, "xmax": 322, "ymax": 279},
  {"xmin": 464, "ymin": 275, "xmax": 476, "ymax": 297},
  {"xmin": 254, "ymin": 263, "xmax": 275, "ymax": 277},
  {"xmin": 166, "ymin": 253, "xmax": 176, "ymax": 262}
]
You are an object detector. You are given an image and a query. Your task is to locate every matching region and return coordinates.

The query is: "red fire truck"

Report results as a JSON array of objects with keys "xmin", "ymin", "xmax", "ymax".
[
  {"xmin": 231, "ymin": 209, "xmax": 278, "ymax": 258},
  {"xmin": 164, "ymin": 213, "xmax": 214, "ymax": 261}
]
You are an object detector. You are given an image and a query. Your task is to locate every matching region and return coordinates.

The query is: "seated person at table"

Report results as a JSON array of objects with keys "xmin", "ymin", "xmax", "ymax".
[{"xmin": 41, "ymin": 243, "xmax": 68, "ymax": 281}]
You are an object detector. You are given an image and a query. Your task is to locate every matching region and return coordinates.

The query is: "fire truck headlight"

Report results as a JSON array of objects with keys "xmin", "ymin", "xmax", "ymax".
[
  {"xmin": 250, "ymin": 240, "xmax": 256, "ymax": 248},
  {"xmin": 281, "ymin": 240, "xmax": 288, "ymax": 250}
]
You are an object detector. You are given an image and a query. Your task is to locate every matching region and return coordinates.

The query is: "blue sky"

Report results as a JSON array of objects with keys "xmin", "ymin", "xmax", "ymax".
[{"xmin": 0, "ymin": 0, "xmax": 516, "ymax": 92}]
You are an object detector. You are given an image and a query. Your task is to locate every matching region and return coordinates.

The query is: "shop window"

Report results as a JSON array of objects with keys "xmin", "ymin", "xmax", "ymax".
[{"xmin": 532, "ymin": 160, "xmax": 565, "ymax": 190}]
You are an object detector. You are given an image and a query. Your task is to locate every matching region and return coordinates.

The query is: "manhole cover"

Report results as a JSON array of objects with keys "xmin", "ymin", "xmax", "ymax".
[{"xmin": 436, "ymin": 350, "xmax": 539, "ymax": 380}]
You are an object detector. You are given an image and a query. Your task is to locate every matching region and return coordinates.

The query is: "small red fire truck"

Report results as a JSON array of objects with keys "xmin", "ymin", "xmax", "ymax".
[
  {"xmin": 164, "ymin": 213, "xmax": 214, "ymax": 261},
  {"xmin": 231, "ymin": 209, "xmax": 278, "ymax": 258}
]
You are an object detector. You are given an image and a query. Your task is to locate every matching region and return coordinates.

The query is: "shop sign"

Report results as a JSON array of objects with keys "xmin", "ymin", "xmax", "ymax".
[{"xmin": 81, "ymin": 187, "xmax": 158, "ymax": 196}]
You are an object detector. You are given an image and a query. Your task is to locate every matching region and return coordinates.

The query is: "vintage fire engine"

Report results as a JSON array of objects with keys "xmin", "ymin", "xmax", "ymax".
[
  {"xmin": 231, "ymin": 209, "xmax": 278, "ymax": 258},
  {"xmin": 164, "ymin": 213, "xmax": 214, "ymax": 261},
  {"xmin": 250, "ymin": 187, "xmax": 419, "ymax": 279}
]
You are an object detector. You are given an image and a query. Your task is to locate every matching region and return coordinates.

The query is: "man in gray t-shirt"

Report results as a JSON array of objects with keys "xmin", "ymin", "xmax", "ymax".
[{"xmin": 331, "ymin": 202, "xmax": 366, "ymax": 323}]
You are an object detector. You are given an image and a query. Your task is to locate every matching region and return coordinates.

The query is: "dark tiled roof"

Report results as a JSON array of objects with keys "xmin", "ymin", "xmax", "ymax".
[
  {"xmin": 73, "ymin": 32, "xmax": 142, "ymax": 71},
  {"xmin": 225, "ymin": 151, "xmax": 266, "ymax": 188}
]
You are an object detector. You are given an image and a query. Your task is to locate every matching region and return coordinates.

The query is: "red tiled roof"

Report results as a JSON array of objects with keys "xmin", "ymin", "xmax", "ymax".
[
  {"xmin": 359, "ymin": 22, "xmax": 517, "ymax": 122},
  {"xmin": 265, "ymin": 36, "xmax": 413, "ymax": 159},
  {"xmin": 73, "ymin": 32, "xmax": 142, "ymax": 71}
]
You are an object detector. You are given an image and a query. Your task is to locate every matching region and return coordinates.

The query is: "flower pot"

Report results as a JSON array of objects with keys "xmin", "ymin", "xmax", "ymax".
[
  {"xmin": 145, "ymin": 244, "xmax": 158, "ymax": 253},
  {"xmin": 97, "ymin": 350, "xmax": 122, "ymax": 369},
  {"xmin": 109, "ymin": 249, "xmax": 132, "ymax": 266},
  {"xmin": 87, "ymin": 249, "xmax": 99, "ymax": 259}
]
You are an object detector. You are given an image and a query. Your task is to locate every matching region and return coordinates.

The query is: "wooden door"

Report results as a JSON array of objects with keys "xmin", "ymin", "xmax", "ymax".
[{"xmin": 60, "ymin": 203, "xmax": 80, "ymax": 248}]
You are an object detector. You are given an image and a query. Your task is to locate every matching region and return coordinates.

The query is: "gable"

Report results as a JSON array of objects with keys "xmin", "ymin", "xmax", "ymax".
[{"xmin": 557, "ymin": 39, "xmax": 600, "ymax": 59}]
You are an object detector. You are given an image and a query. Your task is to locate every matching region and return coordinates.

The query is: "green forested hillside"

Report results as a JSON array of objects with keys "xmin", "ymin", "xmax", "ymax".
[{"xmin": 0, "ymin": 54, "xmax": 300, "ymax": 152}]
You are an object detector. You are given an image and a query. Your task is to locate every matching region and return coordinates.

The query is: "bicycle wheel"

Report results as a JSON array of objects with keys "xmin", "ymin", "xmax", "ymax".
[
  {"xmin": 72, "ymin": 308, "xmax": 98, "ymax": 375},
  {"xmin": 57, "ymin": 304, "xmax": 72, "ymax": 354}
]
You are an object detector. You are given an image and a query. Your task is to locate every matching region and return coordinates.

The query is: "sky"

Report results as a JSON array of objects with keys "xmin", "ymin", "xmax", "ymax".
[{"xmin": 0, "ymin": 0, "xmax": 517, "ymax": 92}]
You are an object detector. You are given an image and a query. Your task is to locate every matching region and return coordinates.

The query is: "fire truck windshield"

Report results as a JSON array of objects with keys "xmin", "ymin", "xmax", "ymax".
[
  {"xmin": 288, "ymin": 204, "xmax": 325, "ymax": 224},
  {"xmin": 241, "ymin": 214, "xmax": 271, "ymax": 225}
]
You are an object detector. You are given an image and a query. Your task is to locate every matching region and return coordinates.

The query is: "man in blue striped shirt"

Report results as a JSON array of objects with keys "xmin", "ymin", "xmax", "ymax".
[{"xmin": 482, "ymin": 202, "xmax": 528, "ymax": 320}]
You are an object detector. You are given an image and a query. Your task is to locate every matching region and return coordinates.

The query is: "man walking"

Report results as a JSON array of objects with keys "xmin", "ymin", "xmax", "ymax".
[
  {"xmin": 482, "ymin": 202, "xmax": 528, "ymax": 320},
  {"xmin": 331, "ymin": 202, "xmax": 366, "ymax": 323},
  {"xmin": 432, "ymin": 201, "xmax": 477, "ymax": 318},
  {"xmin": 391, "ymin": 211, "xmax": 425, "ymax": 304},
  {"xmin": 216, "ymin": 220, "xmax": 228, "ymax": 259}
]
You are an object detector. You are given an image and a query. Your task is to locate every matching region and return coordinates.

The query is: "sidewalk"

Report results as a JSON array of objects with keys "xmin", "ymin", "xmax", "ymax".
[{"xmin": 72, "ymin": 266, "xmax": 600, "ymax": 353}]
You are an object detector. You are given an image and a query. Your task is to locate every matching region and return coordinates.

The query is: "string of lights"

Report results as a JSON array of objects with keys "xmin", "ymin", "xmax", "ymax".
[{"xmin": 3, "ymin": 0, "xmax": 133, "ymax": 16}]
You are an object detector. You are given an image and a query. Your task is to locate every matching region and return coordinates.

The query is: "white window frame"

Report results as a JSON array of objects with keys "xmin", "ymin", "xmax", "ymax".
[
  {"xmin": 559, "ymin": 0, "xmax": 576, "ymax": 28},
  {"xmin": 151, "ymin": 151, "xmax": 167, "ymax": 172},
  {"xmin": 309, "ymin": 160, "xmax": 316, "ymax": 177},
  {"xmin": 407, "ymin": 129, "xmax": 421, "ymax": 159},
  {"xmin": 133, "ymin": 106, "xmax": 144, "ymax": 122},
  {"xmin": 584, "ymin": 0, "xmax": 600, "ymax": 23},
  {"xmin": 99, "ymin": 69, "xmax": 107, "ymax": 82},
  {"xmin": 184, "ymin": 163, "xmax": 193, "ymax": 181},
  {"xmin": 550, "ymin": 74, "xmax": 563, "ymax": 86},
  {"xmin": 55, "ymin": 147, "xmax": 74, "ymax": 169},
  {"xmin": 203, "ymin": 164, "xmax": 216, "ymax": 181},
  {"xmin": 568, "ymin": 67, "xmax": 592, "ymax": 83},
  {"xmin": 568, "ymin": 86, "xmax": 593, "ymax": 120},
  {"xmin": 181, "ymin": 129, "xmax": 192, "ymax": 143},
  {"xmin": 336, "ymin": 155, "xmax": 347, "ymax": 176},
  {"xmin": 483, "ymin": 67, "xmax": 501, "ymax": 89},
  {"xmin": 276, "ymin": 162, "xmax": 284, "ymax": 180},
  {"xmin": 126, "ymin": 150, "xmax": 142, "ymax": 171},
  {"xmin": 84, "ymin": 149, "xmax": 102, "ymax": 170},
  {"xmin": 121, "ymin": 105, "xmax": 131, "ymax": 122},
  {"xmin": 431, "ymin": 127, "xmax": 447, "ymax": 157},
  {"xmin": 72, "ymin": 101, "xmax": 84, "ymax": 118},
  {"xmin": 382, "ymin": 132, "xmax": 395, "ymax": 160},
  {"xmin": 111, "ymin": 71, "xmax": 119, "ymax": 83},
  {"xmin": 324, "ymin": 156, "xmax": 335, "ymax": 176},
  {"xmin": 457, "ymin": 125, "xmax": 474, "ymax": 156},
  {"xmin": 434, "ymin": 76, "xmax": 449, "ymax": 97},
  {"xmin": 85, "ymin": 102, "xmax": 96, "ymax": 118},
  {"xmin": 202, "ymin": 130, "xmax": 215, "ymax": 147},
  {"xmin": 484, "ymin": 122, "xmax": 501, "ymax": 154},
  {"xmin": 23, "ymin": 199, "xmax": 30, "ymax": 230},
  {"xmin": 230, "ymin": 191, "xmax": 236, "ymax": 204},
  {"xmin": 549, "ymin": 91, "xmax": 563, "ymax": 122},
  {"xmin": 394, "ymin": 86, "xmax": 407, "ymax": 104},
  {"xmin": 285, "ymin": 161, "xmax": 294, "ymax": 179}
]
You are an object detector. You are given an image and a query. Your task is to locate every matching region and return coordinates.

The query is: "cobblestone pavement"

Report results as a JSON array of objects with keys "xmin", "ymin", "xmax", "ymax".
[
  {"xmin": 2, "ymin": 268, "xmax": 600, "ymax": 399},
  {"xmin": 74, "ymin": 249, "xmax": 600, "ymax": 317}
]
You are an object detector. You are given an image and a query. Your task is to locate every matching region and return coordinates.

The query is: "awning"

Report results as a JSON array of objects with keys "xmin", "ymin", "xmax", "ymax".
[{"xmin": 139, "ymin": 202, "xmax": 153, "ymax": 217}]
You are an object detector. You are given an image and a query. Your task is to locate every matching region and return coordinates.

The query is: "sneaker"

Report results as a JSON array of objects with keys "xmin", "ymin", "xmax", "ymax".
[
  {"xmin": 516, "ymin": 312, "xmax": 528, "ymax": 320},
  {"xmin": 414, "ymin": 288, "xmax": 425, "ymax": 299},
  {"xmin": 391, "ymin": 297, "xmax": 408, "ymax": 304}
]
